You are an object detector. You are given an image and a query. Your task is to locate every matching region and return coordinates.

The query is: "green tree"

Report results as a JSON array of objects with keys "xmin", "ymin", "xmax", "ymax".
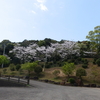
[
  {"xmin": 34, "ymin": 65, "xmax": 42, "ymax": 76},
  {"xmin": 76, "ymin": 68, "xmax": 87, "ymax": 85},
  {"xmin": 62, "ymin": 62, "xmax": 75, "ymax": 78},
  {"xmin": 76, "ymin": 68, "xmax": 87, "ymax": 78},
  {"xmin": 86, "ymin": 26, "xmax": 100, "ymax": 52},
  {"xmin": 21, "ymin": 62, "xmax": 38, "ymax": 76},
  {"xmin": 0, "ymin": 55, "xmax": 9, "ymax": 67}
]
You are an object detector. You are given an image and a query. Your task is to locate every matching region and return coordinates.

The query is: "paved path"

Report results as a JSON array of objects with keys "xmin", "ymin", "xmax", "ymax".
[{"xmin": 0, "ymin": 80, "xmax": 100, "ymax": 100}]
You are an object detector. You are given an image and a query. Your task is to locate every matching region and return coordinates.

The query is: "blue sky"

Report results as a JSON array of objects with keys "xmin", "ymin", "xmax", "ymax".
[{"xmin": 0, "ymin": 0, "xmax": 100, "ymax": 42}]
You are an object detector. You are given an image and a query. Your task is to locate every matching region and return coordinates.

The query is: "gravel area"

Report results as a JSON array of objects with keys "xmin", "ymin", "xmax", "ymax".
[{"xmin": 0, "ymin": 80, "xmax": 100, "ymax": 100}]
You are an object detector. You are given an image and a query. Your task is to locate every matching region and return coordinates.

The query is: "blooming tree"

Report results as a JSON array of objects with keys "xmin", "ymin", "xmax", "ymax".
[{"xmin": 9, "ymin": 41, "xmax": 80, "ymax": 63}]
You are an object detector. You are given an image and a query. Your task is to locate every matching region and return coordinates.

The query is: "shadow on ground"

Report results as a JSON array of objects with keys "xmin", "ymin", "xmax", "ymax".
[{"xmin": 0, "ymin": 79, "xmax": 27, "ymax": 87}]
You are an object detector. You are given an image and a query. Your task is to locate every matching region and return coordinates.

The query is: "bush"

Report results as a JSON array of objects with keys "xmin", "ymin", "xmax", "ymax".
[
  {"xmin": 81, "ymin": 58, "xmax": 88, "ymax": 64},
  {"xmin": 93, "ymin": 58, "xmax": 97, "ymax": 64},
  {"xmin": 84, "ymin": 59, "xmax": 88, "ymax": 64},
  {"xmin": 9, "ymin": 64, "xmax": 16, "ymax": 71},
  {"xmin": 96, "ymin": 58, "xmax": 100, "ymax": 66},
  {"xmin": 16, "ymin": 64, "xmax": 21, "ymax": 71},
  {"xmin": 82, "ymin": 64, "xmax": 88, "ymax": 68},
  {"xmin": 68, "ymin": 78, "xmax": 75, "ymax": 84},
  {"xmin": 34, "ymin": 66, "xmax": 42, "ymax": 75},
  {"xmin": 45, "ymin": 62, "xmax": 52, "ymax": 68}
]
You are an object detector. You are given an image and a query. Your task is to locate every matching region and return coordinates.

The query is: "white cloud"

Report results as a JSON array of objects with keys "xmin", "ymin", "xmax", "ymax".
[
  {"xmin": 37, "ymin": 0, "xmax": 46, "ymax": 3},
  {"xmin": 40, "ymin": 4, "xmax": 48, "ymax": 11},
  {"xmin": 31, "ymin": 10, "xmax": 36, "ymax": 14},
  {"xmin": 34, "ymin": 3, "xmax": 48, "ymax": 11}
]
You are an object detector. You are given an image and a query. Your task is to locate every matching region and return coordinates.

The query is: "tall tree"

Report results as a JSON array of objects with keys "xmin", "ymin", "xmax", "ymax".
[{"xmin": 86, "ymin": 26, "xmax": 100, "ymax": 52}]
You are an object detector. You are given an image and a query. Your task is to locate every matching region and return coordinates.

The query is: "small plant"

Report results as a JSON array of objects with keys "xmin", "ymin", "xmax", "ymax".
[
  {"xmin": 96, "ymin": 58, "xmax": 100, "ymax": 66},
  {"xmin": 84, "ymin": 59, "xmax": 88, "ymax": 64},
  {"xmin": 82, "ymin": 58, "xmax": 88, "ymax": 64},
  {"xmin": 16, "ymin": 64, "xmax": 21, "ymax": 71},
  {"xmin": 3, "ymin": 69, "xmax": 7, "ymax": 74},
  {"xmin": 93, "ymin": 58, "xmax": 97, "ymax": 64},
  {"xmin": 68, "ymin": 78, "xmax": 75, "ymax": 84},
  {"xmin": 82, "ymin": 64, "xmax": 88, "ymax": 68},
  {"xmin": 9, "ymin": 64, "xmax": 16, "ymax": 71}
]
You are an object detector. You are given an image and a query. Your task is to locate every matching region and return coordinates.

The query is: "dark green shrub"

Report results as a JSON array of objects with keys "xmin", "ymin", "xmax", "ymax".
[
  {"xmin": 93, "ymin": 58, "xmax": 97, "ymax": 64},
  {"xmin": 9, "ymin": 64, "xmax": 16, "ymax": 71},
  {"xmin": 84, "ymin": 59, "xmax": 88, "ymax": 64},
  {"xmin": 68, "ymin": 78, "xmax": 75, "ymax": 84},
  {"xmin": 45, "ymin": 62, "xmax": 52, "ymax": 68},
  {"xmin": 34, "ymin": 66, "xmax": 42, "ymax": 75},
  {"xmin": 82, "ymin": 64, "xmax": 88, "ymax": 68},
  {"xmin": 81, "ymin": 58, "xmax": 88, "ymax": 64},
  {"xmin": 16, "ymin": 64, "xmax": 21, "ymax": 71},
  {"xmin": 96, "ymin": 58, "xmax": 100, "ymax": 66}
]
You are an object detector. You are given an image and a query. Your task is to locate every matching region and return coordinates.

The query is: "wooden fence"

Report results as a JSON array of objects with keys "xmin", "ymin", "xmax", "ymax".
[{"xmin": 0, "ymin": 75, "xmax": 30, "ymax": 85}]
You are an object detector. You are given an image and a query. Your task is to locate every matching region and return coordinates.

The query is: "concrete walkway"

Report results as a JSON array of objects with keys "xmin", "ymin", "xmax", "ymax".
[{"xmin": 0, "ymin": 80, "xmax": 100, "ymax": 100}]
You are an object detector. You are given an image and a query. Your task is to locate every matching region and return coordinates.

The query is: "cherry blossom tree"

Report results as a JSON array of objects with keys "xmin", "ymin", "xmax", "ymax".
[{"xmin": 9, "ymin": 41, "xmax": 80, "ymax": 63}]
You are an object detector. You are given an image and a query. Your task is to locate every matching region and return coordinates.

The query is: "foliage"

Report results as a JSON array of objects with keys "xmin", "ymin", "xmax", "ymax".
[
  {"xmin": 62, "ymin": 62, "xmax": 75, "ymax": 78},
  {"xmin": 21, "ymin": 62, "xmax": 38, "ymax": 76},
  {"xmin": 16, "ymin": 64, "xmax": 21, "ymax": 71},
  {"xmin": 96, "ymin": 58, "xmax": 100, "ymax": 66},
  {"xmin": 0, "ymin": 55, "xmax": 10, "ymax": 65},
  {"xmin": 53, "ymin": 70, "xmax": 60, "ymax": 78},
  {"xmin": 86, "ymin": 26, "xmax": 100, "ymax": 52},
  {"xmin": 9, "ymin": 64, "xmax": 16, "ymax": 71},
  {"xmin": 34, "ymin": 65, "xmax": 42, "ymax": 75},
  {"xmin": 68, "ymin": 78, "xmax": 75, "ymax": 84},
  {"xmin": 45, "ymin": 62, "xmax": 53, "ymax": 68},
  {"xmin": 82, "ymin": 64, "xmax": 88, "ymax": 68},
  {"xmin": 82, "ymin": 59, "xmax": 88, "ymax": 64},
  {"xmin": 93, "ymin": 58, "xmax": 97, "ymax": 64},
  {"xmin": 9, "ymin": 40, "xmax": 80, "ymax": 63},
  {"xmin": 76, "ymin": 68, "xmax": 87, "ymax": 78}
]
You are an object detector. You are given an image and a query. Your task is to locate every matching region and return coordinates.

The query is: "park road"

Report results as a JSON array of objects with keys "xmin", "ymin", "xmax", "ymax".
[{"xmin": 0, "ymin": 80, "xmax": 100, "ymax": 100}]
